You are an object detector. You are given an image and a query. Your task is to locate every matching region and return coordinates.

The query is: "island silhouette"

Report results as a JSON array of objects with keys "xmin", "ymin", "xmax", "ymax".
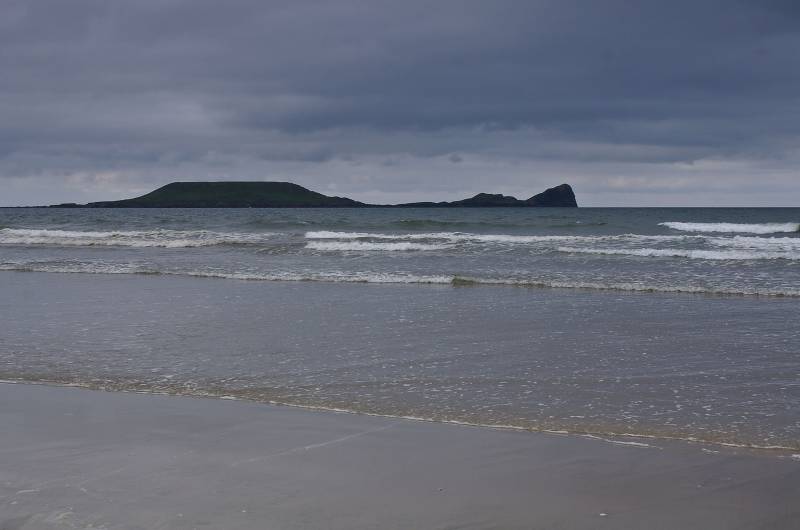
[{"xmin": 50, "ymin": 182, "xmax": 577, "ymax": 208}]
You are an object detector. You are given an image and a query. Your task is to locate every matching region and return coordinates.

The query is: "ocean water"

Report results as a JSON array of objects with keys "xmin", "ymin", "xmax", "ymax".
[
  {"xmin": 1, "ymin": 207, "xmax": 799, "ymax": 295},
  {"xmin": 1, "ymin": 207, "xmax": 799, "ymax": 449}
]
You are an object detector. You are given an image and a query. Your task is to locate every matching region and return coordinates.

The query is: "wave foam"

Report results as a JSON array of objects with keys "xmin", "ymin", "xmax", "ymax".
[
  {"xmin": 557, "ymin": 246, "xmax": 798, "ymax": 261},
  {"xmin": 305, "ymin": 230, "xmax": 696, "ymax": 245},
  {"xmin": 708, "ymin": 235, "xmax": 800, "ymax": 251},
  {"xmin": 3, "ymin": 264, "xmax": 798, "ymax": 296},
  {"xmin": 660, "ymin": 222, "xmax": 800, "ymax": 234},
  {"xmin": 0, "ymin": 228, "xmax": 271, "ymax": 248},
  {"xmin": 305, "ymin": 230, "xmax": 567, "ymax": 243},
  {"xmin": 305, "ymin": 240, "xmax": 448, "ymax": 251}
]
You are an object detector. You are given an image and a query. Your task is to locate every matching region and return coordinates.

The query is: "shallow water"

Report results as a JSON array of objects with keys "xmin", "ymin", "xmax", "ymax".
[
  {"xmin": 1, "ymin": 272, "xmax": 798, "ymax": 449},
  {"xmin": 1, "ymin": 207, "xmax": 798, "ymax": 448}
]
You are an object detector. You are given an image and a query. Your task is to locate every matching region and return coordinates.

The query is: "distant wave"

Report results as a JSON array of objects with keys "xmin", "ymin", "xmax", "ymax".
[
  {"xmin": 241, "ymin": 217, "xmax": 325, "ymax": 228},
  {"xmin": 708, "ymin": 235, "xmax": 800, "ymax": 251},
  {"xmin": 305, "ymin": 240, "xmax": 448, "ymax": 251},
  {"xmin": 306, "ymin": 230, "xmax": 800, "ymax": 259},
  {"xmin": 660, "ymin": 222, "xmax": 800, "ymax": 234},
  {"xmin": 6, "ymin": 228, "xmax": 799, "ymax": 261},
  {"xmin": 305, "ymin": 230, "xmax": 581, "ymax": 243},
  {"xmin": 392, "ymin": 218, "xmax": 520, "ymax": 229},
  {"xmin": 0, "ymin": 228, "xmax": 272, "ymax": 248},
  {"xmin": 557, "ymin": 246, "xmax": 799, "ymax": 261},
  {"xmin": 2, "ymin": 263, "xmax": 798, "ymax": 297},
  {"xmin": 391, "ymin": 219, "xmax": 606, "ymax": 230},
  {"xmin": 305, "ymin": 230, "xmax": 695, "ymax": 244}
]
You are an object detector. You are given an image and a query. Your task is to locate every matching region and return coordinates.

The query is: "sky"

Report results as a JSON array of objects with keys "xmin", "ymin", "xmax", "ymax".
[{"xmin": 1, "ymin": 0, "xmax": 799, "ymax": 206}]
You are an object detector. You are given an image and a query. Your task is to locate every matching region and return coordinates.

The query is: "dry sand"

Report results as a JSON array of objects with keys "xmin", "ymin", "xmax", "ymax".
[{"xmin": 1, "ymin": 382, "xmax": 798, "ymax": 529}]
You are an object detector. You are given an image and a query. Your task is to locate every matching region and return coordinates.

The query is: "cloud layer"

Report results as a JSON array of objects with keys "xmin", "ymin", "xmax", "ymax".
[{"xmin": 2, "ymin": 0, "xmax": 799, "ymax": 205}]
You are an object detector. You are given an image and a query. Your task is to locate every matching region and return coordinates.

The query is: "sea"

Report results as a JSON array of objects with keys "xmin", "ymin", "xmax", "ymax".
[{"xmin": 1, "ymin": 207, "xmax": 798, "ymax": 451}]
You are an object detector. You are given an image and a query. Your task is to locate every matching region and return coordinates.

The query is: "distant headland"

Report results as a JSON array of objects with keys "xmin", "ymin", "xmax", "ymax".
[{"xmin": 48, "ymin": 181, "xmax": 577, "ymax": 208}]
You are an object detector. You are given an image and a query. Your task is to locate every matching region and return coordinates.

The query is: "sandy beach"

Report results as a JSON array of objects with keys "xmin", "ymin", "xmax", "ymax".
[{"xmin": 1, "ymin": 382, "xmax": 798, "ymax": 529}]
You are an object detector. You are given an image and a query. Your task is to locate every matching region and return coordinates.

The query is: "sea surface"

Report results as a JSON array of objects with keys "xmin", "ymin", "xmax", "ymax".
[{"xmin": 1, "ymin": 207, "xmax": 798, "ymax": 449}]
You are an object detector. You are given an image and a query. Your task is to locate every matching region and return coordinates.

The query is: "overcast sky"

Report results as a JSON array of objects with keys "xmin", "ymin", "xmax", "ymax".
[{"xmin": 2, "ymin": 0, "xmax": 799, "ymax": 206}]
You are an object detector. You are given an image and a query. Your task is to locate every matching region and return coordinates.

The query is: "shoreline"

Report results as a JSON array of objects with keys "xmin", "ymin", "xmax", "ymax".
[
  {"xmin": 3, "ymin": 379, "xmax": 798, "ymax": 455},
  {"xmin": 3, "ymin": 267, "xmax": 799, "ymax": 298},
  {"xmin": 3, "ymin": 271, "xmax": 798, "ymax": 454},
  {"xmin": 2, "ymin": 382, "xmax": 799, "ymax": 529}
]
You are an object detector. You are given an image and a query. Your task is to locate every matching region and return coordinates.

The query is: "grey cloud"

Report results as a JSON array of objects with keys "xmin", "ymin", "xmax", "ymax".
[{"xmin": 1, "ymin": 0, "xmax": 799, "ymax": 205}]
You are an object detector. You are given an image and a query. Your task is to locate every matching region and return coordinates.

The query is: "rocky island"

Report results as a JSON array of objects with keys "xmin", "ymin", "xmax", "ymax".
[
  {"xmin": 400, "ymin": 184, "xmax": 577, "ymax": 207},
  {"xmin": 51, "ymin": 181, "xmax": 577, "ymax": 208}
]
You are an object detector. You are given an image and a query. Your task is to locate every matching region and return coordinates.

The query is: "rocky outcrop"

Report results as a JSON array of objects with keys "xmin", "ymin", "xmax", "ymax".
[
  {"xmin": 396, "ymin": 186, "xmax": 577, "ymax": 207},
  {"xmin": 525, "ymin": 184, "xmax": 577, "ymax": 207}
]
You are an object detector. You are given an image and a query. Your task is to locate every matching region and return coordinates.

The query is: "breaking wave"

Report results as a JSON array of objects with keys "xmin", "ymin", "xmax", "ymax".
[
  {"xmin": 305, "ymin": 240, "xmax": 448, "ymax": 251},
  {"xmin": 557, "ymin": 246, "xmax": 799, "ymax": 261},
  {"xmin": 306, "ymin": 231, "xmax": 800, "ymax": 260},
  {"xmin": 0, "ymin": 228, "xmax": 272, "ymax": 248},
  {"xmin": 305, "ymin": 230, "xmax": 695, "ymax": 244},
  {"xmin": 390, "ymin": 218, "xmax": 606, "ymax": 230},
  {"xmin": 2, "ymin": 262, "xmax": 798, "ymax": 297},
  {"xmin": 660, "ymin": 222, "xmax": 800, "ymax": 234},
  {"xmin": 708, "ymin": 235, "xmax": 800, "ymax": 251},
  {"xmin": 306, "ymin": 230, "xmax": 578, "ymax": 243}
]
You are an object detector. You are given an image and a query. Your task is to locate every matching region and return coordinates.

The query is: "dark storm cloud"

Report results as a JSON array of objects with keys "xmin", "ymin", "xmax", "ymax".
[{"xmin": 1, "ymin": 0, "xmax": 799, "ymax": 205}]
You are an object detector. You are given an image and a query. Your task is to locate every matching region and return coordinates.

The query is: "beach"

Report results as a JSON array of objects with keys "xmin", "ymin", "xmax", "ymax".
[
  {"xmin": 2, "ymin": 382, "xmax": 798, "ymax": 529},
  {"xmin": 5, "ymin": 0, "xmax": 800, "ymax": 526},
  {"xmin": 1, "ymin": 207, "xmax": 799, "ymax": 528}
]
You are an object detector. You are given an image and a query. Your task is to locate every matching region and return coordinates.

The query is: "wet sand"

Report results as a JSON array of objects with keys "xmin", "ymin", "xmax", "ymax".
[{"xmin": 1, "ymin": 382, "xmax": 798, "ymax": 529}]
